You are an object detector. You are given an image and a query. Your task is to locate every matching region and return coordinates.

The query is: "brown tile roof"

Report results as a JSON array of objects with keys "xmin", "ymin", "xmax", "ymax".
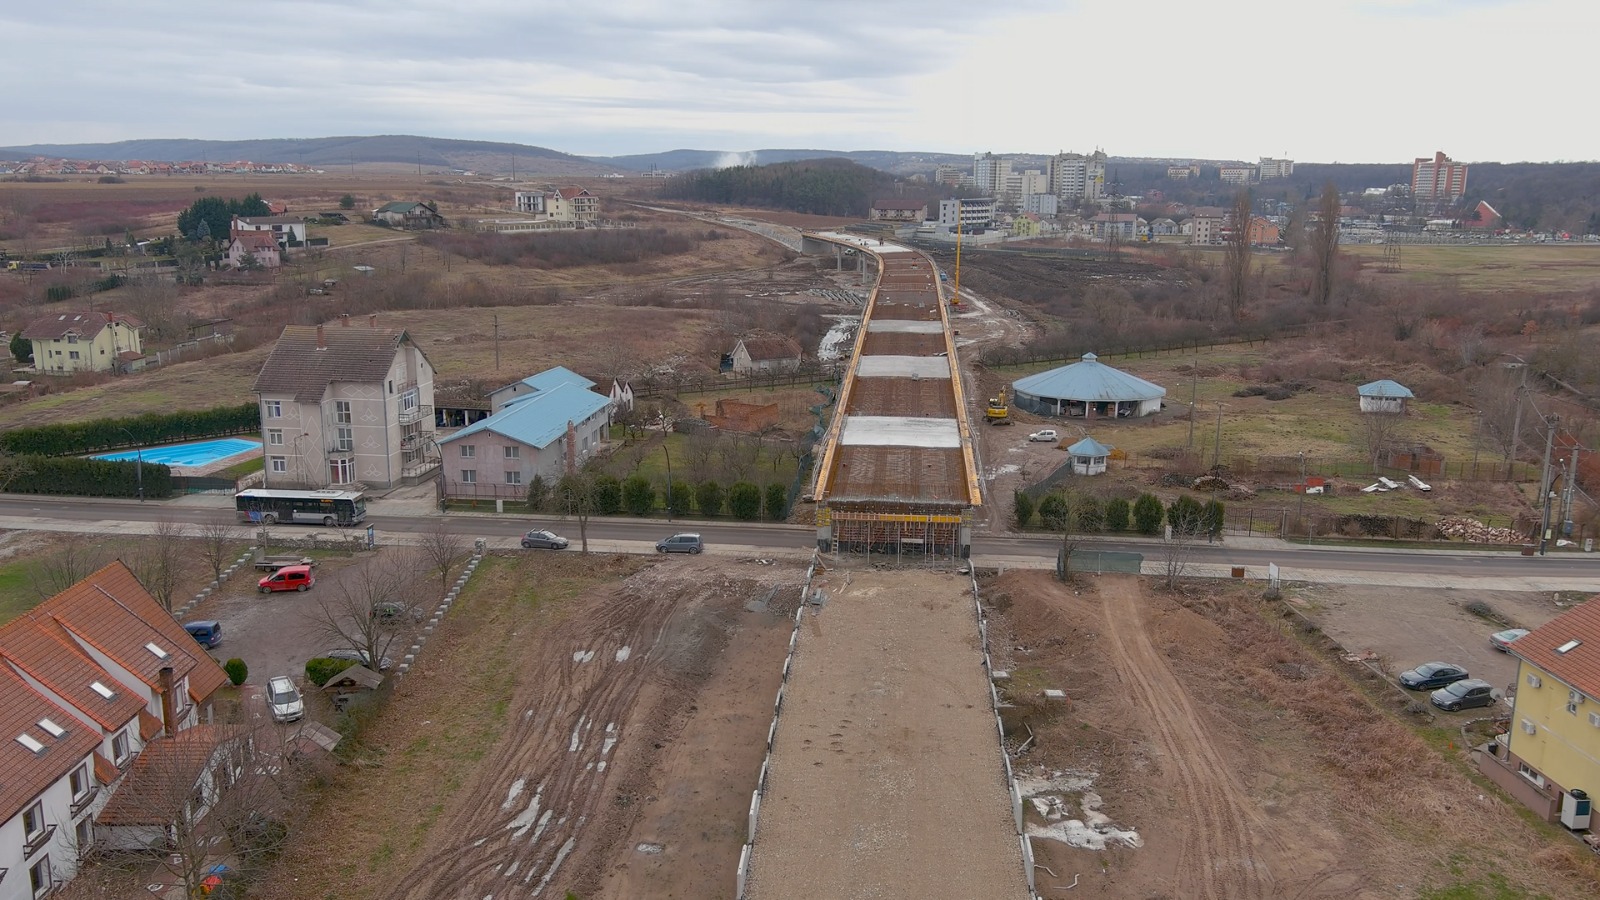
[
  {"xmin": 556, "ymin": 187, "xmax": 591, "ymax": 199},
  {"xmin": 737, "ymin": 332, "xmax": 802, "ymax": 362},
  {"xmin": 1512, "ymin": 596, "xmax": 1600, "ymax": 698},
  {"xmin": 0, "ymin": 665, "xmax": 101, "ymax": 823},
  {"xmin": 231, "ymin": 232, "xmax": 279, "ymax": 251},
  {"xmin": 92, "ymin": 750, "xmax": 118, "ymax": 785},
  {"xmin": 138, "ymin": 709, "xmax": 163, "ymax": 741},
  {"xmin": 252, "ymin": 323, "xmax": 414, "ymax": 404},
  {"xmin": 20, "ymin": 311, "xmax": 143, "ymax": 341},
  {"xmin": 0, "ymin": 614, "xmax": 145, "ymax": 732},
  {"xmin": 96, "ymin": 725, "xmax": 236, "ymax": 826}
]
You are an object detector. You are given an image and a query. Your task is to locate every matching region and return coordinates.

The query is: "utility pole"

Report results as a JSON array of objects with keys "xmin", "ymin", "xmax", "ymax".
[
  {"xmin": 1212, "ymin": 402, "xmax": 1224, "ymax": 468},
  {"xmin": 493, "ymin": 314, "xmax": 500, "ymax": 371},
  {"xmin": 1187, "ymin": 363, "xmax": 1198, "ymax": 452},
  {"xmin": 1560, "ymin": 447, "xmax": 1579, "ymax": 538},
  {"xmin": 1507, "ymin": 363, "xmax": 1529, "ymax": 463},
  {"xmin": 1537, "ymin": 414, "xmax": 1558, "ymax": 555}
]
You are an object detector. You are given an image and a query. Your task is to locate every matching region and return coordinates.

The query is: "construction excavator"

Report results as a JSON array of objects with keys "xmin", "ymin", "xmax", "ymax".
[{"xmin": 985, "ymin": 387, "xmax": 1012, "ymax": 425}]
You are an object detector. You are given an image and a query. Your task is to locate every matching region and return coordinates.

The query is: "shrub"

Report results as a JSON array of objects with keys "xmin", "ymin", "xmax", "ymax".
[
  {"xmin": 97, "ymin": 175, "xmax": 125, "ymax": 184},
  {"xmin": 1167, "ymin": 495, "xmax": 1205, "ymax": 534},
  {"xmin": 764, "ymin": 482, "xmax": 787, "ymax": 520},
  {"xmin": 1202, "ymin": 499, "xmax": 1226, "ymax": 536},
  {"xmin": 1037, "ymin": 493, "xmax": 1068, "ymax": 531},
  {"xmin": 695, "ymin": 480, "xmax": 724, "ymax": 517},
  {"xmin": 0, "ymin": 403, "xmax": 259, "ymax": 456},
  {"xmin": 667, "ymin": 480, "xmax": 693, "ymax": 517},
  {"xmin": 305, "ymin": 657, "xmax": 357, "ymax": 687},
  {"xmin": 728, "ymin": 481, "xmax": 762, "ymax": 520},
  {"xmin": 8, "ymin": 455, "xmax": 173, "ymax": 499},
  {"xmin": 1132, "ymin": 493, "xmax": 1164, "ymax": 535},
  {"xmin": 1013, "ymin": 490, "xmax": 1035, "ymax": 528},
  {"xmin": 339, "ymin": 194, "xmax": 356, "ymax": 210},
  {"xmin": 1104, "ymin": 497, "xmax": 1130, "ymax": 532},
  {"xmin": 1075, "ymin": 496, "xmax": 1104, "ymax": 533},
  {"xmin": 621, "ymin": 474, "xmax": 655, "ymax": 516},
  {"xmin": 525, "ymin": 474, "xmax": 549, "ymax": 512},
  {"xmin": 223, "ymin": 658, "xmax": 248, "ymax": 686},
  {"xmin": 592, "ymin": 473, "xmax": 622, "ymax": 514}
]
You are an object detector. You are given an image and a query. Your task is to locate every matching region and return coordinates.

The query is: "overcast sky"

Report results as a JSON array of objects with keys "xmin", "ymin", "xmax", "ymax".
[{"xmin": 2, "ymin": 0, "xmax": 1590, "ymax": 162}]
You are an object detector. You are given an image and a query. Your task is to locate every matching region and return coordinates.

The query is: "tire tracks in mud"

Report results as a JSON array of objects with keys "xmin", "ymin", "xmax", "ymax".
[
  {"xmin": 385, "ymin": 581, "xmax": 698, "ymax": 899},
  {"xmin": 1097, "ymin": 577, "xmax": 1276, "ymax": 900}
]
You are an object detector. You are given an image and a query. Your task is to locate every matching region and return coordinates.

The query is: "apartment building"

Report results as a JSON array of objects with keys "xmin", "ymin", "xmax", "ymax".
[
  {"xmin": 1047, "ymin": 151, "xmax": 1107, "ymax": 202},
  {"xmin": 972, "ymin": 152, "xmax": 1012, "ymax": 195},
  {"xmin": 1218, "ymin": 165, "xmax": 1254, "ymax": 185},
  {"xmin": 1412, "ymin": 151, "xmax": 1469, "ymax": 203},
  {"xmin": 1258, "ymin": 157, "xmax": 1295, "ymax": 181},
  {"xmin": 937, "ymin": 197, "xmax": 997, "ymax": 232}
]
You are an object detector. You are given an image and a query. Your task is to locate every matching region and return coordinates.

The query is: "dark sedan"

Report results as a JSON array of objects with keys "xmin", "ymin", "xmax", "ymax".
[
  {"xmin": 521, "ymin": 529, "xmax": 570, "ymax": 550},
  {"xmin": 1430, "ymin": 679, "xmax": 1497, "ymax": 712},
  {"xmin": 1399, "ymin": 662, "xmax": 1469, "ymax": 691}
]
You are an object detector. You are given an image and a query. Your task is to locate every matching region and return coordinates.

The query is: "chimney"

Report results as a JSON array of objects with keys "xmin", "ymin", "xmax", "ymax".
[
  {"xmin": 158, "ymin": 666, "xmax": 177, "ymax": 736},
  {"xmin": 316, "ymin": 323, "xmax": 326, "ymax": 349},
  {"xmin": 565, "ymin": 420, "xmax": 577, "ymax": 474},
  {"xmin": 369, "ymin": 313, "xmax": 378, "ymax": 329},
  {"xmin": 340, "ymin": 313, "xmax": 351, "ymax": 327}
]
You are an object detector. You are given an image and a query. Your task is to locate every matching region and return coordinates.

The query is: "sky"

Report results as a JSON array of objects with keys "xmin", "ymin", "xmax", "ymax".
[{"xmin": 1, "ymin": 0, "xmax": 1593, "ymax": 163}]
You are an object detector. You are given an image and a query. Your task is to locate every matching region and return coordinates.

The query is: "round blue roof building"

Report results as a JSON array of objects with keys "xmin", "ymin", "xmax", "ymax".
[{"xmin": 1012, "ymin": 353, "xmax": 1166, "ymax": 419}]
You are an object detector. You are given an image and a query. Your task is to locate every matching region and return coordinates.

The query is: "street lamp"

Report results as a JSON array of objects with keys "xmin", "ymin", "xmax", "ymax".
[{"xmin": 118, "ymin": 427, "xmax": 143, "ymax": 502}]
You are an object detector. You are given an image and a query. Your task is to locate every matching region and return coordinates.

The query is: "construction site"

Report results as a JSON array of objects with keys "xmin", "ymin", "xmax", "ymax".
[{"xmin": 802, "ymin": 231, "xmax": 982, "ymax": 558}]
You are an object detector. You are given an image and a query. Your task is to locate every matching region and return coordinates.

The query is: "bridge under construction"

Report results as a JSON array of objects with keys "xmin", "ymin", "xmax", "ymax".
[{"xmin": 801, "ymin": 231, "xmax": 982, "ymax": 557}]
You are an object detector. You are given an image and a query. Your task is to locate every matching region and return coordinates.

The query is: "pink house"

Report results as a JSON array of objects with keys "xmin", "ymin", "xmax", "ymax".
[{"xmin": 225, "ymin": 232, "xmax": 281, "ymax": 270}]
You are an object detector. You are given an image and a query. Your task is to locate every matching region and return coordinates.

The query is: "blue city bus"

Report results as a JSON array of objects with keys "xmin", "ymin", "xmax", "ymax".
[{"xmin": 234, "ymin": 488, "xmax": 367, "ymax": 526}]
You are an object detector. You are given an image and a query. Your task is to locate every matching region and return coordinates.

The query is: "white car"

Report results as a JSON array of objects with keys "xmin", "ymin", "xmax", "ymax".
[
  {"xmin": 266, "ymin": 676, "xmax": 304, "ymax": 724},
  {"xmin": 1028, "ymin": 429, "xmax": 1059, "ymax": 443}
]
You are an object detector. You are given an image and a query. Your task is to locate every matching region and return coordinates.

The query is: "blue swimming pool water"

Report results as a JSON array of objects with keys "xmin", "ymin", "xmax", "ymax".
[{"xmin": 94, "ymin": 437, "xmax": 262, "ymax": 468}]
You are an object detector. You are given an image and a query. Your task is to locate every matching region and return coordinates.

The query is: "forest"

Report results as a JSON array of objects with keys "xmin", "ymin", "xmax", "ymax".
[{"xmin": 660, "ymin": 158, "xmax": 943, "ymax": 217}]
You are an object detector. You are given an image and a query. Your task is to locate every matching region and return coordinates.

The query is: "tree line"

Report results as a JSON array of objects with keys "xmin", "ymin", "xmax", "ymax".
[{"xmin": 661, "ymin": 158, "xmax": 936, "ymax": 217}]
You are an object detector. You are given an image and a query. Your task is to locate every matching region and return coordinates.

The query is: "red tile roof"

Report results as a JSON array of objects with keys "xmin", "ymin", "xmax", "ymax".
[
  {"xmin": 1513, "ymin": 596, "xmax": 1600, "ymax": 698},
  {"xmin": 0, "ymin": 666, "xmax": 101, "ymax": 823},
  {"xmin": 20, "ymin": 311, "xmax": 144, "ymax": 341},
  {"xmin": 96, "ymin": 725, "xmax": 235, "ymax": 826},
  {"xmin": 231, "ymin": 232, "xmax": 280, "ymax": 251},
  {"xmin": 0, "ymin": 615, "xmax": 145, "ymax": 732},
  {"xmin": 252, "ymin": 323, "xmax": 420, "ymax": 403}
]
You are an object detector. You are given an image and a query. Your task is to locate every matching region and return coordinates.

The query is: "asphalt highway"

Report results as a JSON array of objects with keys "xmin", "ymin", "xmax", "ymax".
[{"xmin": 4, "ymin": 495, "xmax": 1598, "ymax": 579}]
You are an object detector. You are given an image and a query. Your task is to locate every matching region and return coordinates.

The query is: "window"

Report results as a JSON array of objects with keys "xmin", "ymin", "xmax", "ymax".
[
  {"xmin": 460, "ymin": 470, "xmax": 477, "ymax": 484},
  {"xmin": 75, "ymin": 818, "xmax": 93, "ymax": 855},
  {"xmin": 23, "ymin": 800, "xmax": 45, "ymax": 840},
  {"xmin": 336, "ymin": 427, "xmax": 353, "ymax": 451},
  {"xmin": 270, "ymin": 456, "xmax": 287, "ymax": 474},
  {"xmin": 111, "ymin": 729, "xmax": 130, "ymax": 764},
  {"xmin": 401, "ymin": 391, "xmax": 418, "ymax": 413},
  {"xmin": 334, "ymin": 400, "xmax": 352, "ymax": 424},
  {"xmin": 70, "ymin": 763, "xmax": 91, "ymax": 799},
  {"xmin": 329, "ymin": 458, "xmax": 354, "ymax": 484},
  {"xmin": 30, "ymin": 857, "xmax": 52, "ymax": 897},
  {"xmin": 460, "ymin": 445, "xmax": 476, "ymax": 459},
  {"xmin": 504, "ymin": 445, "xmax": 520, "ymax": 459},
  {"xmin": 505, "ymin": 471, "xmax": 522, "ymax": 485},
  {"xmin": 1518, "ymin": 762, "xmax": 1545, "ymax": 787},
  {"xmin": 264, "ymin": 400, "xmax": 282, "ymax": 418},
  {"xmin": 268, "ymin": 429, "xmax": 283, "ymax": 446},
  {"xmin": 68, "ymin": 351, "xmax": 80, "ymax": 361}
]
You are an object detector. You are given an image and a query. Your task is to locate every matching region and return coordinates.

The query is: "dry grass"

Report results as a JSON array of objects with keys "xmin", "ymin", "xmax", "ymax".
[
  {"xmin": 1345, "ymin": 242, "xmax": 1600, "ymax": 293},
  {"xmin": 0, "ymin": 344, "xmax": 271, "ymax": 428}
]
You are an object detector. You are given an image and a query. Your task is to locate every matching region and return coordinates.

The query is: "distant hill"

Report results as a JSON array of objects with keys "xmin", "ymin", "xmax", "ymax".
[
  {"xmin": 658, "ymin": 157, "xmax": 947, "ymax": 218},
  {"xmin": 0, "ymin": 135, "xmax": 614, "ymax": 176}
]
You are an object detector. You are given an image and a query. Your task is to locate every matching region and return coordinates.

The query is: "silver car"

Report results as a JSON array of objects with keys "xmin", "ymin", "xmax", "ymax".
[
  {"xmin": 656, "ymin": 533, "xmax": 704, "ymax": 554},
  {"xmin": 266, "ymin": 676, "xmax": 304, "ymax": 724}
]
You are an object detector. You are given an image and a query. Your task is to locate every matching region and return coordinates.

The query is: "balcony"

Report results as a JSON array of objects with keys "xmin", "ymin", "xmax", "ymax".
[
  {"xmin": 398, "ymin": 404, "xmax": 432, "ymax": 426},
  {"xmin": 23, "ymin": 823, "xmax": 56, "ymax": 856},
  {"xmin": 70, "ymin": 786, "xmax": 100, "ymax": 816}
]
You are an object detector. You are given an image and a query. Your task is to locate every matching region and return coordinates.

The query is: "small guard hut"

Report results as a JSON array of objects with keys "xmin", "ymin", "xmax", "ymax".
[
  {"xmin": 1066, "ymin": 437, "xmax": 1112, "ymax": 476},
  {"xmin": 1012, "ymin": 353, "xmax": 1166, "ymax": 419}
]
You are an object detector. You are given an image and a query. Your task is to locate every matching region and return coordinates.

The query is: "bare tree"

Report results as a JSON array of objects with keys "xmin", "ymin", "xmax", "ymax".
[
  {"xmin": 1310, "ymin": 183, "xmax": 1341, "ymax": 306},
  {"xmin": 29, "ymin": 534, "xmax": 107, "ymax": 598},
  {"xmin": 555, "ymin": 471, "xmax": 598, "ymax": 554},
  {"xmin": 305, "ymin": 552, "xmax": 421, "ymax": 670},
  {"xmin": 1159, "ymin": 527, "xmax": 1200, "ymax": 588},
  {"xmin": 1356, "ymin": 411, "xmax": 1405, "ymax": 473},
  {"xmin": 0, "ymin": 449, "xmax": 32, "ymax": 492},
  {"xmin": 196, "ymin": 520, "xmax": 245, "ymax": 584},
  {"xmin": 418, "ymin": 519, "xmax": 469, "ymax": 593},
  {"xmin": 127, "ymin": 520, "xmax": 189, "ymax": 612},
  {"xmin": 1040, "ymin": 489, "xmax": 1099, "ymax": 582},
  {"xmin": 1224, "ymin": 189, "xmax": 1252, "ymax": 320},
  {"xmin": 683, "ymin": 430, "xmax": 719, "ymax": 483},
  {"xmin": 718, "ymin": 434, "xmax": 760, "ymax": 483}
]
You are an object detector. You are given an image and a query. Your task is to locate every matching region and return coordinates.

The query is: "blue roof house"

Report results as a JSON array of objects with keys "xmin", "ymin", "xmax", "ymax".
[
  {"xmin": 1012, "ymin": 353, "xmax": 1166, "ymax": 419},
  {"xmin": 1065, "ymin": 437, "xmax": 1113, "ymax": 476},
  {"xmin": 438, "ymin": 367, "xmax": 613, "ymax": 499},
  {"xmin": 1357, "ymin": 379, "xmax": 1413, "ymax": 414}
]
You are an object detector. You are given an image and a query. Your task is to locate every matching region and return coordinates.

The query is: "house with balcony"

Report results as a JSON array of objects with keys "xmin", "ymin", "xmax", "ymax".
[
  {"xmin": 0, "ymin": 561, "xmax": 230, "ymax": 897},
  {"xmin": 224, "ymin": 231, "xmax": 282, "ymax": 270},
  {"xmin": 253, "ymin": 316, "xmax": 438, "ymax": 490},
  {"xmin": 373, "ymin": 201, "xmax": 447, "ymax": 230},
  {"xmin": 1477, "ymin": 596, "xmax": 1600, "ymax": 823},
  {"xmin": 230, "ymin": 215, "xmax": 307, "ymax": 247},
  {"xmin": 439, "ymin": 367, "xmax": 613, "ymax": 500},
  {"xmin": 22, "ymin": 311, "xmax": 144, "ymax": 375}
]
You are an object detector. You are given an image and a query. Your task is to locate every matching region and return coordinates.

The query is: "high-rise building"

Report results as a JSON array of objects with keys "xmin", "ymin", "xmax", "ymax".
[
  {"xmin": 972, "ymin": 152, "xmax": 1012, "ymax": 194},
  {"xmin": 1047, "ymin": 150, "xmax": 1106, "ymax": 202},
  {"xmin": 1257, "ymin": 157, "xmax": 1294, "ymax": 181},
  {"xmin": 1412, "ymin": 151, "xmax": 1468, "ymax": 203}
]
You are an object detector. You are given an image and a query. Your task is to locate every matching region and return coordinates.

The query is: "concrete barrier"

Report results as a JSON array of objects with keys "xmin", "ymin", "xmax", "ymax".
[{"xmin": 737, "ymin": 844, "xmax": 752, "ymax": 898}]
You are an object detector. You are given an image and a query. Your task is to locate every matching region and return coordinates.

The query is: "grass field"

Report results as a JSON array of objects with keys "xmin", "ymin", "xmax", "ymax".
[{"xmin": 1345, "ymin": 242, "xmax": 1600, "ymax": 292}]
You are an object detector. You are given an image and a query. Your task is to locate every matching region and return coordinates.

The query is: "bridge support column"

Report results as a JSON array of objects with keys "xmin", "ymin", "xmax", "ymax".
[
  {"xmin": 835, "ymin": 245, "xmax": 844, "ymax": 270},
  {"xmin": 959, "ymin": 524, "xmax": 973, "ymax": 559},
  {"xmin": 816, "ymin": 521, "xmax": 832, "ymax": 553}
]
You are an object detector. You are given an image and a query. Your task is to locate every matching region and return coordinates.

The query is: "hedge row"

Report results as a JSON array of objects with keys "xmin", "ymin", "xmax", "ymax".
[
  {"xmin": 0, "ymin": 403, "xmax": 259, "ymax": 456},
  {"xmin": 8, "ymin": 455, "xmax": 173, "ymax": 499}
]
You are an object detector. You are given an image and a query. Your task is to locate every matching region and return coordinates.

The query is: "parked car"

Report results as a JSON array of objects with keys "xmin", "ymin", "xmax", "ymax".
[
  {"xmin": 184, "ymin": 620, "xmax": 223, "ymax": 649},
  {"xmin": 1489, "ymin": 628, "xmax": 1530, "ymax": 652},
  {"xmin": 1430, "ymin": 679, "xmax": 1497, "ymax": 712},
  {"xmin": 1028, "ymin": 429, "xmax": 1059, "ymax": 443},
  {"xmin": 656, "ymin": 533, "xmax": 704, "ymax": 554},
  {"xmin": 1399, "ymin": 662, "xmax": 1470, "ymax": 691},
  {"xmin": 521, "ymin": 529, "xmax": 570, "ymax": 550},
  {"xmin": 266, "ymin": 676, "xmax": 304, "ymax": 723},
  {"xmin": 327, "ymin": 648, "xmax": 393, "ymax": 672},
  {"xmin": 258, "ymin": 564, "xmax": 314, "ymax": 593},
  {"xmin": 371, "ymin": 602, "xmax": 423, "ymax": 624}
]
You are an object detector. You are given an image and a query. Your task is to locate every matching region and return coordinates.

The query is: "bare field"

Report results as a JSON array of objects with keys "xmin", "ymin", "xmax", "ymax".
[
  {"xmin": 988, "ymin": 571, "xmax": 1600, "ymax": 899},
  {"xmin": 1345, "ymin": 242, "xmax": 1600, "ymax": 292},
  {"xmin": 0, "ymin": 344, "xmax": 271, "ymax": 428}
]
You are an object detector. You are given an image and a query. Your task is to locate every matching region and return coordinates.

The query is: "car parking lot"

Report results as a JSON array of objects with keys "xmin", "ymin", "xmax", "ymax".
[{"xmin": 1294, "ymin": 584, "xmax": 1567, "ymax": 704}]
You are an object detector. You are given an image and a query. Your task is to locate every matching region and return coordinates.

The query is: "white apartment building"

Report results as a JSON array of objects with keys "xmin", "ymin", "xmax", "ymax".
[
  {"xmin": 938, "ymin": 198, "xmax": 997, "ymax": 232},
  {"xmin": 1022, "ymin": 193, "xmax": 1059, "ymax": 217},
  {"xmin": 1258, "ymin": 157, "xmax": 1294, "ymax": 180},
  {"xmin": 972, "ymin": 152, "xmax": 1012, "ymax": 196},
  {"xmin": 1219, "ymin": 165, "xmax": 1254, "ymax": 185},
  {"xmin": 1047, "ymin": 151, "xmax": 1107, "ymax": 202}
]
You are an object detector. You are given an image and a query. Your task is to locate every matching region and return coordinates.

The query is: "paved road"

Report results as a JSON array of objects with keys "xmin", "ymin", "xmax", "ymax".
[{"xmin": 3, "ymin": 495, "xmax": 1598, "ymax": 581}]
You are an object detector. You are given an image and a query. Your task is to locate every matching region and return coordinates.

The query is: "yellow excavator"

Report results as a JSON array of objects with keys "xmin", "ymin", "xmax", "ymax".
[{"xmin": 985, "ymin": 387, "xmax": 1012, "ymax": 425}]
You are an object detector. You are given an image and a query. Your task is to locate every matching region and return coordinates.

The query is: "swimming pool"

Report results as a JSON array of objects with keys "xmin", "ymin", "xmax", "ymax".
[{"xmin": 94, "ymin": 437, "xmax": 262, "ymax": 468}]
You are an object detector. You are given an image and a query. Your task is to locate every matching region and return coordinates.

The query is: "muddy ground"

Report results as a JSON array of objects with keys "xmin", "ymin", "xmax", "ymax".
[{"xmin": 986, "ymin": 571, "xmax": 1600, "ymax": 899}]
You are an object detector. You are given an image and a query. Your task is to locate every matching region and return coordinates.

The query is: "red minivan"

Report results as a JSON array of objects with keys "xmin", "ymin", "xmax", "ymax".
[{"xmin": 258, "ymin": 564, "xmax": 314, "ymax": 593}]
